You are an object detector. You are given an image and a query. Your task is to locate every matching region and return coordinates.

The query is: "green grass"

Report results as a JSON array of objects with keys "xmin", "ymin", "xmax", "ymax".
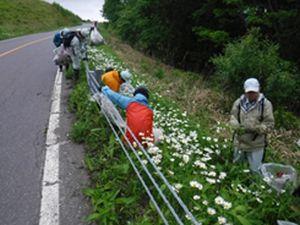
[
  {"xmin": 0, "ymin": 0, "xmax": 82, "ymax": 40},
  {"xmin": 154, "ymin": 67, "xmax": 165, "ymax": 79},
  {"xmin": 65, "ymin": 65, "xmax": 74, "ymax": 80}
]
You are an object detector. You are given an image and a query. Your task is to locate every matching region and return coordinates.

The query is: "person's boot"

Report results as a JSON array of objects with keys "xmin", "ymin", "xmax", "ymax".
[{"xmin": 73, "ymin": 69, "xmax": 80, "ymax": 81}]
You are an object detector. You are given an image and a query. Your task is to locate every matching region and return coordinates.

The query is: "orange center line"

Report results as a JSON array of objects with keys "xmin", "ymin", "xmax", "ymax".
[{"xmin": 0, "ymin": 36, "xmax": 52, "ymax": 58}]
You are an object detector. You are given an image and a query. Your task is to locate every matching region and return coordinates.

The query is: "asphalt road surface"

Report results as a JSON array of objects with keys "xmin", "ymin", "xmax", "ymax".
[{"xmin": 0, "ymin": 30, "xmax": 91, "ymax": 225}]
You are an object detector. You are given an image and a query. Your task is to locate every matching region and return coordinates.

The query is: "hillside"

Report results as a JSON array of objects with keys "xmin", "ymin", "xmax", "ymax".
[{"xmin": 0, "ymin": 0, "xmax": 82, "ymax": 40}]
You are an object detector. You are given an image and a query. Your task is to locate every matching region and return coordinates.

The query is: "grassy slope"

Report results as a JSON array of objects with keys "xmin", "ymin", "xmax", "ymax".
[{"xmin": 0, "ymin": 0, "xmax": 82, "ymax": 40}]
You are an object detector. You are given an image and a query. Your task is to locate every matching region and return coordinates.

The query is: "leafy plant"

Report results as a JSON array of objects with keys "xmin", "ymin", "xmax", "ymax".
[
  {"xmin": 274, "ymin": 108, "xmax": 300, "ymax": 130},
  {"xmin": 212, "ymin": 29, "xmax": 300, "ymax": 114}
]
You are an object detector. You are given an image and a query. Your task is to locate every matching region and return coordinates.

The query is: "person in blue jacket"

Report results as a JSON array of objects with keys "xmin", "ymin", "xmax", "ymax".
[
  {"xmin": 102, "ymin": 85, "xmax": 149, "ymax": 109},
  {"xmin": 102, "ymin": 85, "xmax": 154, "ymax": 146}
]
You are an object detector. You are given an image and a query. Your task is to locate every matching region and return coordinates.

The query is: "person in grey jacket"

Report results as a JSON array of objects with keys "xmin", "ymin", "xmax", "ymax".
[
  {"xmin": 64, "ymin": 28, "xmax": 90, "ymax": 80},
  {"xmin": 230, "ymin": 78, "xmax": 275, "ymax": 172}
]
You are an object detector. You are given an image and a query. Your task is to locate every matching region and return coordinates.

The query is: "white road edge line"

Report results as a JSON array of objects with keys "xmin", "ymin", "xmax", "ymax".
[{"xmin": 39, "ymin": 69, "xmax": 62, "ymax": 225}]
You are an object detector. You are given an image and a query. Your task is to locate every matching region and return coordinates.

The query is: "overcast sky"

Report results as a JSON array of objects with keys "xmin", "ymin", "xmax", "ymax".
[{"xmin": 45, "ymin": 0, "xmax": 105, "ymax": 21}]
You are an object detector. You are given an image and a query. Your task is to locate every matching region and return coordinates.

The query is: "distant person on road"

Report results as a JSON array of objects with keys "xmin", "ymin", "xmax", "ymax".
[
  {"xmin": 102, "ymin": 85, "xmax": 154, "ymax": 147},
  {"xmin": 101, "ymin": 69, "xmax": 134, "ymax": 95},
  {"xmin": 229, "ymin": 78, "xmax": 274, "ymax": 172},
  {"xmin": 62, "ymin": 28, "xmax": 91, "ymax": 80},
  {"xmin": 53, "ymin": 28, "xmax": 71, "ymax": 71}
]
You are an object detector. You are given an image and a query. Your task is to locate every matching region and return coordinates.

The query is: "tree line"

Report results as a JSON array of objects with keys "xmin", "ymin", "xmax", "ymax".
[{"xmin": 103, "ymin": 0, "xmax": 300, "ymax": 116}]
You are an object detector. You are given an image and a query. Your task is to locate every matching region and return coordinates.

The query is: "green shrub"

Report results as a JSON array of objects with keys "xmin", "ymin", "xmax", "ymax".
[
  {"xmin": 274, "ymin": 108, "xmax": 300, "ymax": 130},
  {"xmin": 212, "ymin": 29, "xmax": 300, "ymax": 113}
]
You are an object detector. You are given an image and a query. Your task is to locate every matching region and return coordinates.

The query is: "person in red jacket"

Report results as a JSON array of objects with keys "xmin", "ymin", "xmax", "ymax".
[{"xmin": 102, "ymin": 85, "xmax": 154, "ymax": 147}]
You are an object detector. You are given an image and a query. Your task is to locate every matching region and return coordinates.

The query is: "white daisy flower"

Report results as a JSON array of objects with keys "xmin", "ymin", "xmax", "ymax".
[
  {"xmin": 223, "ymin": 202, "xmax": 232, "ymax": 210},
  {"xmin": 215, "ymin": 196, "xmax": 225, "ymax": 205},
  {"xmin": 202, "ymin": 200, "xmax": 208, "ymax": 205},
  {"xmin": 218, "ymin": 216, "xmax": 227, "ymax": 224},
  {"xmin": 193, "ymin": 195, "xmax": 201, "ymax": 200},
  {"xmin": 207, "ymin": 207, "xmax": 216, "ymax": 215}
]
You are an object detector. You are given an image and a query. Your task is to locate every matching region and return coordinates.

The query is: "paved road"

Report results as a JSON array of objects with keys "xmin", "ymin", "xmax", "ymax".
[{"xmin": 0, "ymin": 30, "xmax": 91, "ymax": 225}]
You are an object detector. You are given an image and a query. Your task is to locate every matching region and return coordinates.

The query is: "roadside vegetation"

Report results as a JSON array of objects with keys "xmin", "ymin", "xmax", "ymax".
[
  {"xmin": 0, "ymin": 0, "xmax": 81, "ymax": 40},
  {"xmin": 67, "ymin": 35, "xmax": 299, "ymax": 224},
  {"xmin": 65, "ymin": 1, "xmax": 300, "ymax": 223}
]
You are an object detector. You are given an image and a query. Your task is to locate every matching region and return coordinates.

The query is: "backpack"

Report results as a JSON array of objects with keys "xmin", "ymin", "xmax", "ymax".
[
  {"xmin": 62, "ymin": 31, "xmax": 77, "ymax": 48},
  {"xmin": 126, "ymin": 102, "xmax": 153, "ymax": 147},
  {"xmin": 53, "ymin": 32, "xmax": 62, "ymax": 47}
]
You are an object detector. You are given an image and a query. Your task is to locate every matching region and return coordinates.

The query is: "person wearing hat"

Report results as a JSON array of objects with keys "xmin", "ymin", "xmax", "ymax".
[
  {"xmin": 77, "ymin": 28, "xmax": 91, "ymax": 60},
  {"xmin": 101, "ymin": 69, "xmax": 133, "ymax": 93},
  {"xmin": 102, "ymin": 85, "xmax": 154, "ymax": 147},
  {"xmin": 119, "ymin": 70, "xmax": 135, "ymax": 96},
  {"xmin": 229, "ymin": 78, "xmax": 275, "ymax": 172},
  {"xmin": 53, "ymin": 28, "xmax": 71, "ymax": 72},
  {"xmin": 62, "ymin": 27, "xmax": 91, "ymax": 80}
]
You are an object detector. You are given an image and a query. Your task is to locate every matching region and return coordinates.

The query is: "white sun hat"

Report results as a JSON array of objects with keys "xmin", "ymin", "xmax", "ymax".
[
  {"xmin": 244, "ymin": 78, "xmax": 260, "ymax": 93},
  {"xmin": 120, "ymin": 70, "xmax": 132, "ymax": 82}
]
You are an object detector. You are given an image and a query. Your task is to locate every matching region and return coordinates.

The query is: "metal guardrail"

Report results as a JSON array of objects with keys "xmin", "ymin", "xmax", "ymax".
[{"xmin": 84, "ymin": 62, "xmax": 201, "ymax": 225}]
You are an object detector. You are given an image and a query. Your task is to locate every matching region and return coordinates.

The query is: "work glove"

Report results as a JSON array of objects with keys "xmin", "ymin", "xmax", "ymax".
[
  {"xmin": 101, "ymin": 86, "xmax": 109, "ymax": 93},
  {"xmin": 244, "ymin": 119, "xmax": 267, "ymax": 134},
  {"xmin": 250, "ymin": 124, "xmax": 268, "ymax": 134}
]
